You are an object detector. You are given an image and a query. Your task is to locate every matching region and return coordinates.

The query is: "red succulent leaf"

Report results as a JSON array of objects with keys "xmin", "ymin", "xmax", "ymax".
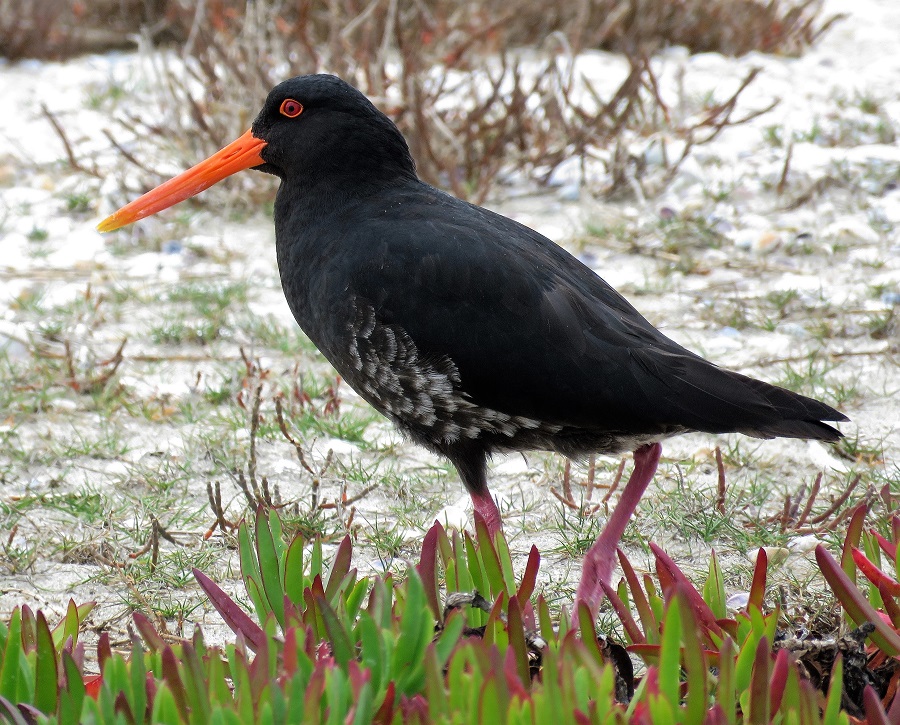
[
  {"xmin": 863, "ymin": 684, "xmax": 891, "ymax": 725},
  {"xmin": 323, "ymin": 534, "xmax": 353, "ymax": 603},
  {"xmin": 347, "ymin": 660, "xmax": 371, "ymax": 694},
  {"xmin": 416, "ymin": 522, "xmax": 441, "ymax": 620},
  {"xmin": 97, "ymin": 631, "xmax": 112, "ymax": 673},
  {"xmin": 522, "ymin": 600, "xmax": 536, "ymax": 632},
  {"xmin": 193, "ymin": 568, "xmax": 266, "ymax": 651},
  {"xmin": 399, "ymin": 694, "xmax": 429, "ymax": 720},
  {"xmin": 872, "ymin": 530, "xmax": 898, "ymax": 561},
  {"xmin": 373, "ymin": 681, "xmax": 396, "ymax": 725},
  {"xmin": 113, "ymin": 692, "xmax": 134, "ymax": 724},
  {"xmin": 516, "ymin": 546, "xmax": 540, "ymax": 606},
  {"xmin": 749, "ymin": 548, "xmax": 767, "ymax": 611},
  {"xmin": 841, "ymin": 505, "xmax": 869, "ymax": 579},
  {"xmin": 283, "ymin": 627, "xmax": 298, "ymax": 678},
  {"xmin": 504, "ymin": 646, "xmax": 528, "ymax": 698},
  {"xmin": 83, "ymin": 674, "xmax": 102, "ymax": 700},
  {"xmin": 618, "ymin": 548, "xmax": 658, "ymax": 640},
  {"xmin": 162, "ymin": 646, "xmax": 190, "ymax": 720},
  {"xmin": 815, "ymin": 545, "xmax": 900, "ymax": 656},
  {"xmin": 748, "ymin": 636, "xmax": 771, "ymax": 724},
  {"xmin": 644, "ymin": 666, "xmax": 660, "ymax": 695},
  {"xmin": 650, "ymin": 543, "xmax": 722, "ymax": 638},
  {"xmin": 703, "ymin": 704, "xmax": 730, "ymax": 725},
  {"xmin": 144, "ymin": 672, "xmax": 156, "ymax": 707},
  {"xmin": 853, "ymin": 547, "xmax": 900, "ymax": 596},
  {"xmin": 131, "ymin": 612, "xmax": 165, "ymax": 652},
  {"xmin": 879, "ymin": 584, "xmax": 900, "ymax": 629},
  {"xmin": 506, "ymin": 595, "xmax": 531, "ymax": 689},
  {"xmin": 770, "ymin": 647, "xmax": 789, "ymax": 714},
  {"xmin": 599, "ymin": 578, "xmax": 646, "ymax": 645},
  {"xmin": 886, "ymin": 668, "xmax": 900, "ymax": 721}
]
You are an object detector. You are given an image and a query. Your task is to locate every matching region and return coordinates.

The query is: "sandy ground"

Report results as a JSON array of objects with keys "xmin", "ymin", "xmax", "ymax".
[{"xmin": 0, "ymin": 0, "xmax": 898, "ymax": 645}]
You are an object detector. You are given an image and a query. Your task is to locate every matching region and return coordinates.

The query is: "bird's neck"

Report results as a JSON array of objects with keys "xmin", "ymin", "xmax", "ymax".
[{"xmin": 273, "ymin": 170, "xmax": 415, "ymax": 229}]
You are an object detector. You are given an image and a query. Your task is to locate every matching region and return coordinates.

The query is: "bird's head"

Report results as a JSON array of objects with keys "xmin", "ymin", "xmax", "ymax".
[{"xmin": 97, "ymin": 74, "xmax": 415, "ymax": 233}]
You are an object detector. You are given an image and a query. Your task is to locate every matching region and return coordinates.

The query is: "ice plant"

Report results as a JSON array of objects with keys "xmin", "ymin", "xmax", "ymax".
[{"xmin": 2, "ymin": 505, "xmax": 900, "ymax": 722}]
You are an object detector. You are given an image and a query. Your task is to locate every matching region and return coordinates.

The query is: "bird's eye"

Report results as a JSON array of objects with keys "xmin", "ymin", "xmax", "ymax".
[{"xmin": 279, "ymin": 99, "xmax": 303, "ymax": 118}]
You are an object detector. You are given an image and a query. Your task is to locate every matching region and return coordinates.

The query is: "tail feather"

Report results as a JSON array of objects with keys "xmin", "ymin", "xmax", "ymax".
[
  {"xmin": 737, "ymin": 377, "xmax": 846, "ymax": 442},
  {"xmin": 635, "ymin": 348, "xmax": 849, "ymax": 442}
]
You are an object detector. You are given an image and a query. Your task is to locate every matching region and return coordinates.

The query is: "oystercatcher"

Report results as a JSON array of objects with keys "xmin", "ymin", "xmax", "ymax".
[{"xmin": 99, "ymin": 74, "xmax": 846, "ymax": 617}]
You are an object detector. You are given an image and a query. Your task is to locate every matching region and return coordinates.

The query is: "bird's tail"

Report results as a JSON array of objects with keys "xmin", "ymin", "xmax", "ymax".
[{"xmin": 634, "ymin": 347, "xmax": 849, "ymax": 442}]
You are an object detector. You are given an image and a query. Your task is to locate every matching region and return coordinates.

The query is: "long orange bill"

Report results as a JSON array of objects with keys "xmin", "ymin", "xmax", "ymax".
[{"xmin": 97, "ymin": 129, "xmax": 267, "ymax": 232}]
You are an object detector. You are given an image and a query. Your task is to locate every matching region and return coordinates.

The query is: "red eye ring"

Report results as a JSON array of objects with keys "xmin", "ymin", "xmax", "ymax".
[{"xmin": 279, "ymin": 99, "xmax": 303, "ymax": 118}]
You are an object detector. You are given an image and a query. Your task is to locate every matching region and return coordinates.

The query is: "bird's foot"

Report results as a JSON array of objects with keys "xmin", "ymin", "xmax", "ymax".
[
  {"xmin": 471, "ymin": 490, "xmax": 503, "ymax": 539},
  {"xmin": 573, "ymin": 442, "xmax": 662, "ymax": 622}
]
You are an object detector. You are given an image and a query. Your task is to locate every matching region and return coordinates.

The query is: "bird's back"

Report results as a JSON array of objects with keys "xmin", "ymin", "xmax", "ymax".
[{"xmin": 276, "ymin": 179, "xmax": 845, "ymax": 456}]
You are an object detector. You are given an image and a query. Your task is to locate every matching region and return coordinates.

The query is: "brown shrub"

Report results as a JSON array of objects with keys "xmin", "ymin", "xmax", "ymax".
[
  {"xmin": 30, "ymin": 0, "xmax": 828, "ymax": 211},
  {"xmin": 2, "ymin": 0, "xmax": 841, "ymax": 62},
  {"xmin": 73, "ymin": 0, "xmax": 777, "ymax": 209}
]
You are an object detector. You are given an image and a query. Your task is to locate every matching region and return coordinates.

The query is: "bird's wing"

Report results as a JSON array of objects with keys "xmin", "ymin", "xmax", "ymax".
[{"xmin": 341, "ymin": 190, "xmax": 844, "ymax": 439}]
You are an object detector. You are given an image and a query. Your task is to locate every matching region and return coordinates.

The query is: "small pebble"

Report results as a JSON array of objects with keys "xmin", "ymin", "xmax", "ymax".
[
  {"xmin": 51, "ymin": 398, "xmax": 78, "ymax": 412},
  {"xmin": 779, "ymin": 323, "xmax": 809, "ymax": 338},
  {"xmin": 823, "ymin": 218, "xmax": 880, "ymax": 244},
  {"xmin": 708, "ymin": 215, "xmax": 733, "ymax": 233},
  {"xmin": 807, "ymin": 441, "xmax": 850, "ymax": 473},
  {"xmin": 725, "ymin": 592, "xmax": 750, "ymax": 611},
  {"xmin": 425, "ymin": 496, "xmax": 470, "ymax": 534},
  {"xmin": 750, "ymin": 547, "xmax": 789, "ymax": 567},
  {"xmin": 754, "ymin": 231, "xmax": 783, "ymax": 254},
  {"xmin": 0, "ymin": 333, "xmax": 27, "ymax": 360},
  {"xmin": 556, "ymin": 182, "xmax": 580, "ymax": 202},
  {"xmin": 788, "ymin": 535, "xmax": 822, "ymax": 555}
]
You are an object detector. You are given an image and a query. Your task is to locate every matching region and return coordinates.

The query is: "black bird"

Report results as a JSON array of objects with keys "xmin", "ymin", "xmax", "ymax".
[{"xmin": 99, "ymin": 74, "xmax": 846, "ymax": 617}]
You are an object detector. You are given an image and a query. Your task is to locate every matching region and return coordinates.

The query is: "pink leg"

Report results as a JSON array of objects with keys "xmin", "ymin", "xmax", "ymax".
[
  {"xmin": 471, "ymin": 490, "xmax": 503, "ymax": 538},
  {"xmin": 574, "ymin": 443, "xmax": 662, "ymax": 621}
]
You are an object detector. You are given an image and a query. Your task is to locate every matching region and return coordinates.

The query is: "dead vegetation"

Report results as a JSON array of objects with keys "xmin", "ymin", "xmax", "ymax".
[
  {"xmin": 30, "ymin": 0, "xmax": 818, "ymax": 208},
  {"xmin": 2, "ymin": 0, "xmax": 840, "ymax": 62},
  {"xmin": 0, "ymin": 0, "xmax": 164, "ymax": 61}
]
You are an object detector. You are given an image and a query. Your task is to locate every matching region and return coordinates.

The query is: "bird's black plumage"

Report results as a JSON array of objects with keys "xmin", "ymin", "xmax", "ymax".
[
  {"xmin": 251, "ymin": 74, "xmax": 845, "ymax": 501},
  {"xmin": 100, "ymin": 72, "xmax": 849, "ymax": 616}
]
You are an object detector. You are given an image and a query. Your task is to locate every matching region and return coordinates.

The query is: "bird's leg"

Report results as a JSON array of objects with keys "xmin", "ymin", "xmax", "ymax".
[
  {"xmin": 449, "ymin": 445, "xmax": 503, "ymax": 538},
  {"xmin": 575, "ymin": 442, "xmax": 662, "ymax": 620},
  {"xmin": 471, "ymin": 490, "xmax": 503, "ymax": 537}
]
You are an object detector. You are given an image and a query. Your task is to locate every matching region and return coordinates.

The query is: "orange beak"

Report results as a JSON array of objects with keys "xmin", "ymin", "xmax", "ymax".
[{"xmin": 97, "ymin": 129, "xmax": 267, "ymax": 232}]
